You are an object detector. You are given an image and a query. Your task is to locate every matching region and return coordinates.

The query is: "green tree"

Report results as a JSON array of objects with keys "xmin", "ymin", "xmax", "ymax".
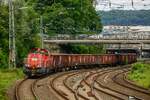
[
  {"xmin": 31, "ymin": 0, "xmax": 103, "ymax": 54},
  {"xmin": 0, "ymin": 0, "xmax": 41, "ymax": 68},
  {"xmin": 0, "ymin": 5, "xmax": 9, "ymax": 68},
  {"xmin": 60, "ymin": 44, "xmax": 105, "ymax": 54},
  {"xmin": 31, "ymin": 0, "xmax": 102, "ymax": 34},
  {"xmin": 14, "ymin": 0, "xmax": 41, "ymax": 66}
]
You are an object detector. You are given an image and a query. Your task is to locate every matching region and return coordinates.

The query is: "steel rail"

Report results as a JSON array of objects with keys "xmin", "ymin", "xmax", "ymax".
[
  {"xmin": 94, "ymin": 67, "xmax": 133, "ymax": 100},
  {"xmin": 124, "ymin": 72, "xmax": 150, "ymax": 91},
  {"xmin": 84, "ymin": 66, "xmax": 129, "ymax": 100},
  {"xmin": 63, "ymin": 71, "xmax": 90, "ymax": 100},
  {"xmin": 50, "ymin": 71, "xmax": 79, "ymax": 100},
  {"xmin": 15, "ymin": 79, "xmax": 28, "ymax": 100},
  {"xmin": 113, "ymin": 70, "xmax": 150, "ymax": 95},
  {"xmin": 15, "ymin": 78, "xmax": 38, "ymax": 100},
  {"xmin": 94, "ymin": 71, "xmax": 126, "ymax": 100}
]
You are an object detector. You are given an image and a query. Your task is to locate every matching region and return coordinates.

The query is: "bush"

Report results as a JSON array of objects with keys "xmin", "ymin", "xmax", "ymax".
[
  {"xmin": 60, "ymin": 44, "xmax": 105, "ymax": 54},
  {"xmin": 0, "ymin": 69, "xmax": 24, "ymax": 99},
  {"xmin": 128, "ymin": 62, "xmax": 150, "ymax": 89},
  {"xmin": 0, "ymin": 50, "xmax": 8, "ymax": 68}
]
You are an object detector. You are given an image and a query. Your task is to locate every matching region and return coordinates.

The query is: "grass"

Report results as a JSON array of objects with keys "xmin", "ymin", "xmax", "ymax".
[
  {"xmin": 128, "ymin": 62, "xmax": 150, "ymax": 89},
  {"xmin": 0, "ymin": 68, "xmax": 24, "ymax": 100}
]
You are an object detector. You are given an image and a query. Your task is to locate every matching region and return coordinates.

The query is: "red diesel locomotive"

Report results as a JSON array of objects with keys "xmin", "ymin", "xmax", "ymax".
[{"xmin": 23, "ymin": 48, "xmax": 137, "ymax": 76}]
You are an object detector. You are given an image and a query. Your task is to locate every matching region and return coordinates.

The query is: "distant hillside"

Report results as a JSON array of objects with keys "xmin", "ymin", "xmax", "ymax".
[{"xmin": 98, "ymin": 10, "xmax": 150, "ymax": 26}]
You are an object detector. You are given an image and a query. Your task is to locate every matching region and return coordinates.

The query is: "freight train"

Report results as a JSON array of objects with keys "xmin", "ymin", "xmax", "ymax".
[{"xmin": 23, "ymin": 48, "xmax": 137, "ymax": 76}]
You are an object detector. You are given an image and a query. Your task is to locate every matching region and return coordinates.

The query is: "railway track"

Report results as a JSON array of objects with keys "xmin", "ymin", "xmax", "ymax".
[
  {"xmin": 50, "ymin": 71, "xmax": 79, "ymax": 100},
  {"xmin": 15, "ymin": 79, "xmax": 26, "ymax": 100},
  {"xmin": 50, "ymin": 69, "xmax": 100, "ymax": 100},
  {"xmin": 84, "ymin": 68, "xmax": 119, "ymax": 100},
  {"xmin": 96, "ymin": 68, "xmax": 150, "ymax": 100},
  {"xmin": 72, "ymin": 70, "xmax": 98, "ymax": 100},
  {"xmin": 93, "ymin": 67, "xmax": 128, "ymax": 100},
  {"xmin": 83, "ymin": 69, "xmax": 105, "ymax": 100},
  {"xmin": 63, "ymin": 71, "xmax": 90, "ymax": 100},
  {"xmin": 13, "ymin": 65, "xmax": 150, "ymax": 100},
  {"xmin": 112, "ymin": 70, "xmax": 150, "ymax": 99},
  {"xmin": 124, "ymin": 71, "xmax": 150, "ymax": 93},
  {"xmin": 31, "ymin": 78, "xmax": 43, "ymax": 100},
  {"xmin": 64, "ymin": 66, "xmax": 129, "ymax": 100},
  {"xmin": 15, "ymin": 78, "xmax": 38, "ymax": 100}
]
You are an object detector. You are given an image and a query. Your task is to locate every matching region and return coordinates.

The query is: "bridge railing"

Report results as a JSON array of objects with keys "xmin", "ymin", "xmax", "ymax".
[{"xmin": 44, "ymin": 34, "xmax": 150, "ymax": 40}]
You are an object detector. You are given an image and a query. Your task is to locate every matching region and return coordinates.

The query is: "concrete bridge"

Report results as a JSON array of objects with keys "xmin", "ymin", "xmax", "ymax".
[
  {"xmin": 44, "ymin": 39, "xmax": 150, "ymax": 44},
  {"xmin": 44, "ymin": 39, "xmax": 150, "ymax": 58}
]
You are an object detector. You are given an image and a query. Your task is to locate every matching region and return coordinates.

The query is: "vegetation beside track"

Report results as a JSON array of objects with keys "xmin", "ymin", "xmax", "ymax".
[
  {"xmin": 128, "ymin": 62, "xmax": 150, "ymax": 89},
  {"xmin": 0, "ymin": 68, "xmax": 24, "ymax": 99}
]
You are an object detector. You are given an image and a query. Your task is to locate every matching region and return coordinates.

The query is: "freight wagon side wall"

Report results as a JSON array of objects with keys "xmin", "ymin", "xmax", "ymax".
[
  {"xmin": 48, "ymin": 54, "xmax": 137, "ymax": 71},
  {"xmin": 98, "ymin": 55, "xmax": 117, "ymax": 65},
  {"xmin": 118, "ymin": 54, "xmax": 137, "ymax": 65}
]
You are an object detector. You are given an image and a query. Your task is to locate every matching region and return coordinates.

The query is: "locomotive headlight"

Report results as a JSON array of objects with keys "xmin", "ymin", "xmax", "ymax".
[
  {"xmin": 32, "ymin": 58, "xmax": 38, "ymax": 61},
  {"xmin": 37, "ymin": 65, "xmax": 41, "ymax": 68},
  {"xmin": 25, "ymin": 64, "xmax": 30, "ymax": 67}
]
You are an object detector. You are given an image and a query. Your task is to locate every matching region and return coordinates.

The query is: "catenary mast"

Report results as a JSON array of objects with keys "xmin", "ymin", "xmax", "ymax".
[{"xmin": 9, "ymin": 0, "xmax": 16, "ymax": 68}]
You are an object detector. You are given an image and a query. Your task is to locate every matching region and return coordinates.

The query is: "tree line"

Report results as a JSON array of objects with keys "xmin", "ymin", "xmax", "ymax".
[{"xmin": 98, "ymin": 10, "xmax": 150, "ymax": 26}]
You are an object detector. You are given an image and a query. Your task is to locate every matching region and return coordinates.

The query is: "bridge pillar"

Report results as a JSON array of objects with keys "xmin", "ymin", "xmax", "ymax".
[
  {"xmin": 118, "ymin": 43, "xmax": 121, "ymax": 50},
  {"xmin": 139, "ymin": 43, "xmax": 143, "ymax": 58}
]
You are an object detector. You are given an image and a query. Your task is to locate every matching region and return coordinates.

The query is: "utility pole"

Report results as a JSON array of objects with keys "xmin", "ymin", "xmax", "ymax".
[
  {"xmin": 109, "ymin": 0, "xmax": 111, "ymax": 9},
  {"xmin": 9, "ymin": 0, "xmax": 16, "ymax": 68},
  {"xmin": 40, "ymin": 16, "xmax": 44, "ymax": 48}
]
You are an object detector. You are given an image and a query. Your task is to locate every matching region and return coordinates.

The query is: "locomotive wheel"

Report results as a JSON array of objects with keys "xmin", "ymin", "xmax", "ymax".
[
  {"xmin": 74, "ymin": 66, "xmax": 77, "ymax": 69},
  {"xmin": 55, "ymin": 69, "xmax": 58, "ymax": 72},
  {"xmin": 58, "ymin": 68, "xmax": 62, "ymax": 72},
  {"xmin": 62, "ymin": 67, "xmax": 65, "ymax": 72},
  {"xmin": 72, "ymin": 66, "xmax": 75, "ymax": 70},
  {"xmin": 85, "ymin": 65, "xmax": 89, "ymax": 69},
  {"xmin": 27, "ymin": 73, "xmax": 32, "ymax": 78},
  {"xmin": 66, "ymin": 67, "xmax": 69, "ymax": 71},
  {"xmin": 46, "ymin": 69, "xmax": 49, "ymax": 74}
]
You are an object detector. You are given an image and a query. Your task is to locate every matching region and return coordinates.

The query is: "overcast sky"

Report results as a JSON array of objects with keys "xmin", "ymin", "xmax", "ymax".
[{"xmin": 95, "ymin": 0, "xmax": 150, "ymax": 11}]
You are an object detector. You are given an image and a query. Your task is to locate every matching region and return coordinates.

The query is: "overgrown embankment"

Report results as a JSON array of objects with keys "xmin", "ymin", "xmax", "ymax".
[
  {"xmin": 0, "ymin": 68, "xmax": 24, "ymax": 99},
  {"xmin": 128, "ymin": 62, "xmax": 150, "ymax": 89}
]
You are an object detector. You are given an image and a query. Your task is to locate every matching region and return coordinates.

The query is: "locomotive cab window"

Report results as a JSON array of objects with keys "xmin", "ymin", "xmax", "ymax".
[
  {"xmin": 30, "ymin": 48, "xmax": 49, "ymax": 56},
  {"xmin": 40, "ymin": 50, "xmax": 49, "ymax": 56}
]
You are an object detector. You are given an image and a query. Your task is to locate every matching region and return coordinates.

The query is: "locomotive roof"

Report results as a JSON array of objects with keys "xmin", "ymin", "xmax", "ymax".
[{"xmin": 31, "ymin": 48, "xmax": 48, "ymax": 51}]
